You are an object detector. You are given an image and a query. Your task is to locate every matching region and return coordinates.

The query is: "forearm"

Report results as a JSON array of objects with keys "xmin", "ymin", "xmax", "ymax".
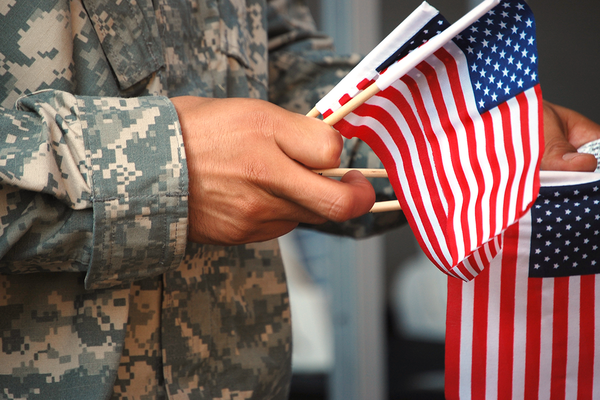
[{"xmin": 0, "ymin": 90, "xmax": 188, "ymax": 289}]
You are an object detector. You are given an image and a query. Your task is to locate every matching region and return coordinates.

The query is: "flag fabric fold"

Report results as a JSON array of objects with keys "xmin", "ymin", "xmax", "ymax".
[
  {"xmin": 445, "ymin": 171, "xmax": 600, "ymax": 400},
  {"xmin": 318, "ymin": 0, "xmax": 543, "ymax": 281}
]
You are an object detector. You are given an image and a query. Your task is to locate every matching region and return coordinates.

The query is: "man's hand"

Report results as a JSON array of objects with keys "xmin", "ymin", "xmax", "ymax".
[
  {"xmin": 541, "ymin": 100, "xmax": 600, "ymax": 171},
  {"xmin": 170, "ymin": 96, "xmax": 376, "ymax": 245}
]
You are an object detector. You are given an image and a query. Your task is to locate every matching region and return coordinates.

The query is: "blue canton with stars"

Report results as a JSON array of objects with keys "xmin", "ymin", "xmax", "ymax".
[
  {"xmin": 453, "ymin": 1, "xmax": 538, "ymax": 113},
  {"xmin": 529, "ymin": 182, "xmax": 600, "ymax": 279}
]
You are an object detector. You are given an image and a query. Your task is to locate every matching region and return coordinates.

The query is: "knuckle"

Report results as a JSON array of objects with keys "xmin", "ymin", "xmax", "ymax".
[
  {"xmin": 242, "ymin": 196, "xmax": 265, "ymax": 218},
  {"xmin": 249, "ymin": 105, "xmax": 277, "ymax": 139},
  {"xmin": 224, "ymin": 214, "xmax": 256, "ymax": 244},
  {"xmin": 243, "ymin": 160, "xmax": 270, "ymax": 188},
  {"xmin": 545, "ymin": 140, "xmax": 574, "ymax": 155},
  {"xmin": 317, "ymin": 130, "xmax": 343, "ymax": 161}
]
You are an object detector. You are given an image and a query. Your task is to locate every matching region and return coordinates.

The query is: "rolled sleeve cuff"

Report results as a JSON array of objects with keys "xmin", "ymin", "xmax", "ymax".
[{"xmin": 77, "ymin": 96, "xmax": 188, "ymax": 289}]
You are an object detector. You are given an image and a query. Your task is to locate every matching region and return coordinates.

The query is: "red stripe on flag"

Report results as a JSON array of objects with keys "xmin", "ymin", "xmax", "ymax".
[
  {"xmin": 551, "ymin": 277, "xmax": 570, "ymax": 400},
  {"xmin": 498, "ymin": 101, "xmax": 518, "ymax": 230},
  {"xmin": 339, "ymin": 93, "xmax": 352, "ymax": 106},
  {"xmin": 481, "ymin": 109, "xmax": 501, "ymax": 243},
  {"xmin": 471, "ymin": 259, "xmax": 490, "ymax": 399},
  {"xmin": 446, "ymin": 276, "xmax": 465, "ymax": 400},
  {"xmin": 356, "ymin": 78, "xmax": 375, "ymax": 91},
  {"xmin": 524, "ymin": 277, "xmax": 544, "ymax": 399},
  {"xmin": 577, "ymin": 275, "xmax": 595, "ymax": 399}
]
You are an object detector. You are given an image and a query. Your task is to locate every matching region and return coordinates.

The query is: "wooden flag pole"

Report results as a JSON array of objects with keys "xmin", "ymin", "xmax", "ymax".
[
  {"xmin": 315, "ymin": 168, "xmax": 388, "ymax": 178},
  {"xmin": 306, "ymin": 107, "xmax": 320, "ymax": 118},
  {"xmin": 369, "ymin": 200, "xmax": 402, "ymax": 213},
  {"xmin": 304, "ymin": 84, "xmax": 381, "ymax": 124},
  {"xmin": 323, "ymin": 83, "xmax": 381, "ymax": 126}
]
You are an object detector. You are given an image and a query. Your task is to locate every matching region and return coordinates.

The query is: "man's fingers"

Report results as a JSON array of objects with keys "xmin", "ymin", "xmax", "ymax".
[
  {"xmin": 541, "ymin": 144, "xmax": 598, "ymax": 172},
  {"xmin": 274, "ymin": 113, "xmax": 344, "ymax": 169},
  {"xmin": 173, "ymin": 96, "xmax": 377, "ymax": 245},
  {"xmin": 336, "ymin": 170, "xmax": 378, "ymax": 219},
  {"xmin": 272, "ymin": 166, "xmax": 376, "ymax": 223}
]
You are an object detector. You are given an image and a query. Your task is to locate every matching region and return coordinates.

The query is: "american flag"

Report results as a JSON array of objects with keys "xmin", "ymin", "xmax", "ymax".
[
  {"xmin": 330, "ymin": 0, "xmax": 543, "ymax": 280},
  {"xmin": 445, "ymin": 171, "xmax": 600, "ymax": 400}
]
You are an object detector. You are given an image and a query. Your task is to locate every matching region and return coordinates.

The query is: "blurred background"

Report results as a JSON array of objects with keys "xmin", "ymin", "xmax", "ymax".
[{"xmin": 283, "ymin": 1, "xmax": 600, "ymax": 399}]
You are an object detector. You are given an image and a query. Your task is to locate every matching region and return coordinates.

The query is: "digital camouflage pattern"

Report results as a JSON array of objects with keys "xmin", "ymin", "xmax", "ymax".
[{"xmin": 0, "ymin": 0, "xmax": 401, "ymax": 398}]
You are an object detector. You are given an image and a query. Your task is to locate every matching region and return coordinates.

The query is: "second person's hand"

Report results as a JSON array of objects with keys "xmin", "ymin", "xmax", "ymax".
[{"xmin": 541, "ymin": 100, "xmax": 600, "ymax": 171}]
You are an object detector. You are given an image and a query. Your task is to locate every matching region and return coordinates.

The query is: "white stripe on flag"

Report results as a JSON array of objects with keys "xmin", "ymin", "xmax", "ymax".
[
  {"xmin": 565, "ymin": 276, "xmax": 581, "ymax": 399},
  {"xmin": 459, "ymin": 279, "xmax": 475, "ymax": 400},
  {"xmin": 538, "ymin": 277, "xmax": 554, "ymax": 399}
]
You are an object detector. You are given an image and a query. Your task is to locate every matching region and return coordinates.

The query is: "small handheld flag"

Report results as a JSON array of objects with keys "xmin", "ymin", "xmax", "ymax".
[
  {"xmin": 446, "ymin": 171, "xmax": 600, "ymax": 400},
  {"xmin": 314, "ymin": 0, "xmax": 543, "ymax": 281}
]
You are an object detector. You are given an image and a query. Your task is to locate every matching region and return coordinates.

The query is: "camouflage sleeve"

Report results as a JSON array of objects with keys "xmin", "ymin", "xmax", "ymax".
[
  {"xmin": 0, "ymin": 90, "xmax": 188, "ymax": 289},
  {"xmin": 267, "ymin": 0, "xmax": 406, "ymax": 238}
]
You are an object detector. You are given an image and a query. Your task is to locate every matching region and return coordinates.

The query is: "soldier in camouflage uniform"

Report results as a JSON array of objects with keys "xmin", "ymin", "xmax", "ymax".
[{"xmin": 0, "ymin": 0, "xmax": 403, "ymax": 399}]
